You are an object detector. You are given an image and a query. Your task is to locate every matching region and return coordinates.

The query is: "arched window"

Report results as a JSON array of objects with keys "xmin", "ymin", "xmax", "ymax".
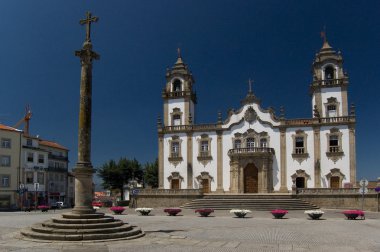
[
  {"xmin": 324, "ymin": 66, "xmax": 335, "ymax": 80},
  {"xmin": 172, "ymin": 79, "xmax": 182, "ymax": 92}
]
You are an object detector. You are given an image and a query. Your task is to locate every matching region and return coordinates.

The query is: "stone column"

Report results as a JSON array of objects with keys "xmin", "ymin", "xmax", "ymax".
[
  {"xmin": 158, "ymin": 134, "xmax": 164, "ymax": 189},
  {"xmin": 187, "ymin": 132, "xmax": 193, "ymax": 189},
  {"xmin": 229, "ymin": 159, "xmax": 239, "ymax": 193},
  {"xmin": 279, "ymin": 127, "xmax": 288, "ymax": 192},
  {"xmin": 261, "ymin": 160, "xmax": 268, "ymax": 193},
  {"xmin": 313, "ymin": 126, "xmax": 321, "ymax": 187},
  {"xmin": 315, "ymin": 90, "xmax": 323, "ymax": 116},
  {"xmin": 349, "ymin": 125, "xmax": 356, "ymax": 184},
  {"xmin": 72, "ymin": 40, "xmax": 99, "ymax": 215},
  {"xmin": 216, "ymin": 131, "xmax": 224, "ymax": 193}
]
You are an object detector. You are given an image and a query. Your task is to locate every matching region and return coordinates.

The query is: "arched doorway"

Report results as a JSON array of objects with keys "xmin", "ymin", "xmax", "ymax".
[
  {"xmin": 295, "ymin": 177, "xmax": 305, "ymax": 188},
  {"xmin": 244, "ymin": 163, "xmax": 258, "ymax": 193}
]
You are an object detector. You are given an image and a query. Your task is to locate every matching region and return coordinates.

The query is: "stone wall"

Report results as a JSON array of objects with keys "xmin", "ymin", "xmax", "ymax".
[
  {"xmin": 132, "ymin": 189, "xmax": 203, "ymax": 208},
  {"xmin": 296, "ymin": 188, "xmax": 379, "ymax": 212}
]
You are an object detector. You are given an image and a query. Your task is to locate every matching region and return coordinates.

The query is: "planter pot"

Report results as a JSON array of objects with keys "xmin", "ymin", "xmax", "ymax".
[
  {"xmin": 272, "ymin": 213, "xmax": 286, "ymax": 219},
  {"xmin": 308, "ymin": 213, "xmax": 323, "ymax": 220},
  {"xmin": 112, "ymin": 210, "xmax": 124, "ymax": 215},
  {"xmin": 139, "ymin": 211, "xmax": 151, "ymax": 216},
  {"xmin": 234, "ymin": 212, "xmax": 247, "ymax": 218},
  {"xmin": 164, "ymin": 209, "xmax": 181, "ymax": 216},
  {"xmin": 199, "ymin": 211, "xmax": 211, "ymax": 217}
]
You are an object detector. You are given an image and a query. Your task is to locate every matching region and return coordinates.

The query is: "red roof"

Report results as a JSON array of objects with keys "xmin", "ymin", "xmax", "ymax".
[
  {"xmin": 0, "ymin": 124, "xmax": 22, "ymax": 132},
  {"xmin": 39, "ymin": 140, "xmax": 68, "ymax": 151}
]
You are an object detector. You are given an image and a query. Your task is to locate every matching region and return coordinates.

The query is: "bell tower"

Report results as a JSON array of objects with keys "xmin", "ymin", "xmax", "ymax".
[
  {"xmin": 162, "ymin": 49, "xmax": 197, "ymax": 127},
  {"xmin": 310, "ymin": 36, "xmax": 349, "ymax": 118}
]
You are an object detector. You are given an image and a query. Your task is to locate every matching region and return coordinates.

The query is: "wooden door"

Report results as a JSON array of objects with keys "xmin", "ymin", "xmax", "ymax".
[
  {"xmin": 244, "ymin": 163, "xmax": 258, "ymax": 193},
  {"xmin": 202, "ymin": 179, "xmax": 210, "ymax": 193},
  {"xmin": 330, "ymin": 176, "xmax": 340, "ymax": 189},
  {"xmin": 296, "ymin": 177, "xmax": 305, "ymax": 188},
  {"xmin": 171, "ymin": 179, "xmax": 180, "ymax": 189}
]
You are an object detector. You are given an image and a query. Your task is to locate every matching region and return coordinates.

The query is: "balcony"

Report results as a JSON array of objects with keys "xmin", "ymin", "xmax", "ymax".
[
  {"xmin": 310, "ymin": 78, "xmax": 348, "ymax": 89},
  {"xmin": 228, "ymin": 147, "xmax": 275, "ymax": 156},
  {"xmin": 284, "ymin": 116, "xmax": 355, "ymax": 127},
  {"xmin": 162, "ymin": 90, "xmax": 197, "ymax": 101},
  {"xmin": 48, "ymin": 154, "xmax": 68, "ymax": 161},
  {"xmin": 47, "ymin": 166, "xmax": 68, "ymax": 173}
]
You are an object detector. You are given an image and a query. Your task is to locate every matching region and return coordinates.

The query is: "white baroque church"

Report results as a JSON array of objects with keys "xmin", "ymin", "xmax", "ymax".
[{"xmin": 157, "ymin": 39, "xmax": 356, "ymax": 193}]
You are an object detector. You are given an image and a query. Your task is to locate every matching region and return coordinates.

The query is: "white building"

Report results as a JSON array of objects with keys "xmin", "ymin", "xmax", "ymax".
[{"xmin": 158, "ymin": 40, "xmax": 356, "ymax": 193}]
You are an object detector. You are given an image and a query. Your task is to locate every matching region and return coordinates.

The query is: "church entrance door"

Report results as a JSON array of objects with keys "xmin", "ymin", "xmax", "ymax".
[
  {"xmin": 244, "ymin": 163, "xmax": 258, "ymax": 193},
  {"xmin": 330, "ymin": 176, "xmax": 340, "ymax": 189},
  {"xmin": 295, "ymin": 177, "xmax": 305, "ymax": 188},
  {"xmin": 202, "ymin": 179, "xmax": 210, "ymax": 193},
  {"xmin": 171, "ymin": 179, "xmax": 180, "ymax": 189}
]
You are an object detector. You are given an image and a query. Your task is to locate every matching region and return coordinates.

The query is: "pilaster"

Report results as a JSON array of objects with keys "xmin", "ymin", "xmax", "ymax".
[
  {"xmin": 216, "ymin": 131, "xmax": 224, "ymax": 192},
  {"xmin": 313, "ymin": 126, "xmax": 321, "ymax": 187},
  {"xmin": 158, "ymin": 134, "xmax": 164, "ymax": 189},
  {"xmin": 279, "ymin": 127, "xmax": 288, "ymax": 192},
  {"xmin": 341, "ymin": 86, "xmax": 348, "ymax": 116},
  {"xmin": 186, "ymin": 132, "xmax": 193, "ymax": 188},
  {"xmin": 349, "ymin": 125, "xmax": 356, "ymax": 184},
  {"xmin": 163, "ymin": 101, "xmax": 168, "ymax": 126}
]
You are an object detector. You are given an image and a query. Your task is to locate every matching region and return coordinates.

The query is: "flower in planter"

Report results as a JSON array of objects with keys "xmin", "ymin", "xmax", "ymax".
[
  {"xmin": 304, "ymin": 210, "xmax": 324, "ymax": 220},
  {"xmin": 229, "ymin": 209, "xmax": 251, "ymax": 218},
  {"xmin": 110, "ymin": 206, "xmax": 126, "ymax": 214},
  {"xmin": 164, "ymin": 208, "xmax": 182, "ymax": 216},
  {"xmin": 135, "ymin": 207, "xmax": 153, "ymax": 216},
  {"xmin": 38, "ymin": 205, "xmax": 49, "ymax": 212},
  {"xmin": 342, "ymin": 210, "xmax": 365, "ymax": 220},
  {"xmin": 195, "ymin": 208, "xmax": 214, "ymax": 217},
  {"xmin": 270, "ymin": 209, "xmax": 288, "ymax": 219}
]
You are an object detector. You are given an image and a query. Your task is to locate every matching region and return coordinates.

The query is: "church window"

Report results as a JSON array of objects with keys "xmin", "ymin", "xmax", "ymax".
[
  {"xmin": 197, "ymin": 135, "xmax": 212, "ymax": 164},
  {"xmin": 171, "ymin": 108, "xmax": 183, "ymax": 126},
  {"xmin": 172, "ymin": 79, "xmax": 182, "ymax": 92},
  {"xmin": 171, "ymin": 142, "xmax": 180, "ymax": 158},
  {"xmin": 324, "ymin": 97, "xmax": 339, "ymax": 117},
  {"xmin": 326, "ymin": 128, "xmax": 344, "ymax": 163},
  {"xmin": 234, "ymin": 139, "xmax": 241, "ymax": 149},
  {"xmin": 246, "ymin": 138, "xmax": 255, "ymax": 149},
  {"xmin": 168, "ymin": 136, "xmax": 183, "ymax": 165},
  {"xmin": 292, "ymin": 130, "xmax": 309, "ymax": 163}
]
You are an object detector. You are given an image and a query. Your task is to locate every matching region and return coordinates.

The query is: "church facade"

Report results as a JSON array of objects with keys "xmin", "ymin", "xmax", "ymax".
[{"xmin": 157, "ymin": 40, "xmax": 356, "ymax": 193}]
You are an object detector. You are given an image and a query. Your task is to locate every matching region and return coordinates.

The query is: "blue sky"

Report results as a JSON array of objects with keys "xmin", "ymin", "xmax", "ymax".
[{"xmin": 0, "ymin": 1, "xmax": 379, "ymax": 181}]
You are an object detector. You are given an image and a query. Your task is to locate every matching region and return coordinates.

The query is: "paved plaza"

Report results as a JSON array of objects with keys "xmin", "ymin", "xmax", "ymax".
[{"xmin": 0, "ymin": 208, "xmax": 378, "ymax": 252}]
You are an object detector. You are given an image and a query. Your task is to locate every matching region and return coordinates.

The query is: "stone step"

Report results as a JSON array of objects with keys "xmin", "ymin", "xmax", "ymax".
[
  {"xmin": 21, "ymin": 225, "xmax": 144, "ymax": 241},
  {"xmin": 32, "ymin": 223, "xmax": 132, "ymax": 234},
  {"xmin": 61, "ymin": 213, "xmax": 105, "ymax": 219},
  {"xmin": 42, "ymin": 219, "xmax": 125, "ymax": 229},
  {"xmin": 51, "ymin": 216, "xmax": 115, "ymax": 224}
]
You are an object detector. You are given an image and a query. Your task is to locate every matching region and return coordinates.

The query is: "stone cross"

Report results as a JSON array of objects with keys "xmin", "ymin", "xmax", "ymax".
[
  {"xmin": 248, "ymin": 78, "xmax": 253, "ymax": 93},
  {"xmin": 80, "ymin": 11, "xmax": 99, "ymax": 42}
]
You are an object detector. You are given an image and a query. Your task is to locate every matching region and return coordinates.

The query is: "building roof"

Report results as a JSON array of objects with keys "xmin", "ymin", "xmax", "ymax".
[
  {"xmin": 0, "ymin": 124, "xmax": 22, "ymax": 132},
  {"xmin": 39, "ymin": 140, "xmax": 69, "ymax": 151}
]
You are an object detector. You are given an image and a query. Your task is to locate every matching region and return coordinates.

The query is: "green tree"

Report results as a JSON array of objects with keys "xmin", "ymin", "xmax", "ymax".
[
  {"xmin": 144, "ymin": 159, "xmax": 158, "ymax": 188},
  {"xmin": 97, "ymin": 157, "xmax": 143, "ymax": 199}
]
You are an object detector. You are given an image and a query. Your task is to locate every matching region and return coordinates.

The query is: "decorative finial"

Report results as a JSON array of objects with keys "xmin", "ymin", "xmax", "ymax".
[
  {"xmin": 350, "ymin": 103, "xmax": 356, "ymax": 116},
  {"xmin": 320, "ymin": 25, "xmax": 327, "ymax": 44},
  {"xmin": 188, "ymin": 113, "xmax": 193, "ymax": 124},
  {"xmin": 217, "ymin": 111, "xmax": 222, "ymax": 124},
  {"xmin": 280, "ymin": 106, "xmax": 285, "ymax": 119},
  {"xmin": 177, "ymin": 47, "xmax": 181, "ymax": 58},
  {"xmin": 157, "ymin": 115, "xmax": 162, "ymax": 128},
  {"xmin": 248, "ymin": 78, "xmax": 253, "ymax": 94},
  {"xmin": 79, "ymin": 11, "xmax": 99, "ymax": 43},
  {"xmin": 313, "ymin": 105, "xmax": 320, "ymax": 118}
]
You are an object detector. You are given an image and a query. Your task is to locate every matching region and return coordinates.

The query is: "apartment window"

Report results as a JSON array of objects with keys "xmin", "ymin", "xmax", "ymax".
[
  {"xmin": 1, "ymin": 138, "xmax": 11, "ymax": 149},
  {"xmin": 1, "ymin": 175, "xmax": 10, "ymax": 187},
  {"xmin": 37, "ymin": 172, "xmax": 44, "ymax": 184},
  {"xmin": 26, "ymin": 172, "xmax": 34, "ymax": 184},
  {"xmin": 26, "ymin": 138, "xmax": 33, "ymax": 146},
  {"xmin": 27, "ymin": 152, "xmax": 34, "ymax": 162},
  {"xmin": 38, "ymin": 154, "xmax": 45, "ymax": 164},
  {"xmin": 0, "ymin": 156, "xmax": 11, "ymax": 167}
]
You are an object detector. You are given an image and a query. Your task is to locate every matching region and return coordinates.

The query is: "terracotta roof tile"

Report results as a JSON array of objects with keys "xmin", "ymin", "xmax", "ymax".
[
  {"xmin": 39, "ymin": 140, "xmax": 69, "ymax": 151},
  {"xmin": 0, "ymin": 124, "xmax": 22, "ymax": 132}
]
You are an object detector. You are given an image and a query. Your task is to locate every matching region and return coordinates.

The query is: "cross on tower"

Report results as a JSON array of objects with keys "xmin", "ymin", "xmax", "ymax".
[
  {"xmin": 320, "ymin": 25, "xmax": 327, "ymax": 44},
  {"xmin": 80, "ymin": 11, "xmax": 99, "ymax": 42},
  {"xmin": 248, "ymin": 78, "xmax": 254, "ymax": 93}
]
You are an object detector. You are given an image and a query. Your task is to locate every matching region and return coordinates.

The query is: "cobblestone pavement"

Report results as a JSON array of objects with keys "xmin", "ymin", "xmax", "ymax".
[{"xmin": 0, "ymin": 208, "xmax": 378, "ymax": 252}]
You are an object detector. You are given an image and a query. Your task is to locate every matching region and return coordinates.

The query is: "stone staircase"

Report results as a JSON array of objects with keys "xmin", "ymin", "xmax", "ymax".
[{"xmin": 181, "ymin": 194, "xmax": 319, "ymax": 210}]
